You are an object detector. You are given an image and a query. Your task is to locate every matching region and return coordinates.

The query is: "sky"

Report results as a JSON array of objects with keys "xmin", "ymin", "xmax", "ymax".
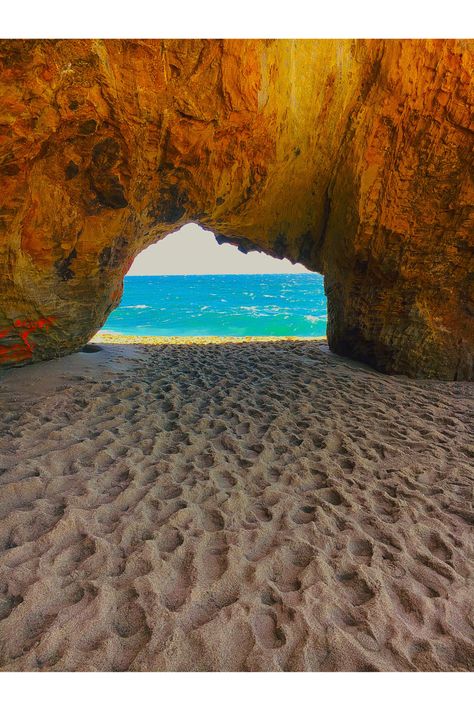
[{"xmin": 127, "ymin": 223, "xmax": 310, "ymax": 276}]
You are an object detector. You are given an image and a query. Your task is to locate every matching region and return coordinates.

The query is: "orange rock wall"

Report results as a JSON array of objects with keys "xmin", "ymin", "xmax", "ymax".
[{"xmin": 0, "ymin": 39, "xmax": 472, "ymax": 378}]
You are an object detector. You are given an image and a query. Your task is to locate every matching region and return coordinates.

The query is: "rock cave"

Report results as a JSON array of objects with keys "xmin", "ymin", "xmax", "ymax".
[{"xmin": 0, "ymin": 39, "xmax": 472, "ymax": 379}]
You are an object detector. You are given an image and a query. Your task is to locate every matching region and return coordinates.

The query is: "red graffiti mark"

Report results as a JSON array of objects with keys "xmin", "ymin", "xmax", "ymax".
[{"xmin": 0, "ymin": 316, "xmax": 56, "ymax": 363}]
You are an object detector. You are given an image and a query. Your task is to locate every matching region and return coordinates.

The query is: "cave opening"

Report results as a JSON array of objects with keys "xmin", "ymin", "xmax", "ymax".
[{"xmin": 100, "ymin": 224, "xmax": 327, "ymax": 339}]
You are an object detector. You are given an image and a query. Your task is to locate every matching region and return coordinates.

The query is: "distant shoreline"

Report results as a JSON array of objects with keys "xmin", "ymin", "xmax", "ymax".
[{"xmin": 93, "ymin": 333, "xmax": 327, "ymax": 345}]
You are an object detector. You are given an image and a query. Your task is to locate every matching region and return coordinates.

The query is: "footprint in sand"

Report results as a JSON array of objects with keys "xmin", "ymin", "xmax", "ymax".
[
  {"xmin": 53, "ymin": 534, "xmax": 96, "ymax": 576},
  {"xmin": 249, "ymin": 503, "xmax": 272, "ymax": 523},
  {"xmin": 154, "ymin": 484, "xmax": 183, "ymax": 500},
  {"xmin": 372, "ymin": 491, "xmax": 400, "ymax": 523},
  {"xmin": 408, "ymin": 640, "xmax": 436, "ymax": 667},
  {"xmin": 201, "ymin": 509, "xmax": 225, "ymax": 532},
  {"xmin": 337, "ymin": 571, "xmax": 375, "ymax": 606},
  {"xmin": 236, "ymin": 421, "xmax": 250, "ymax": 436},
  {"xmin": 218, "ymin": 433, "xmax": 240, "ymax": 453},
  {"xmin": 291, "ymin": 505, "xmax": 316, "ymax": 524},
  {"xmin": 214, "ymin": 471, "xmax": 236, "ymax": 490},
  {"xmin": 260, "ymin": 588, "xmax": 280, "ymax": 606},
  {"xmin": 351, "ymin": 625, "xmax": 381, "ymax": 652},
  {"xmin": 0, "ymin": 592, "xmax": 23, "ymax": 621},
  {"xmin": 243, "ymin": 530, "xmax": 276, "ymax": 562},
  {"xmin": 199, "ymin": 543, "xmax": 229, "ymax": 584},
  {"xmin": 347, "ymin": 538, "xmax": 373, "ymax": 563},
  {"xmin": 270, "ymin": 564, "xmax": 302, "ymax": 593},
  {"xmin": 252, "ymin": 610, "xmax": 286, "ymax": 649},
  {"xmin": 155, "ymin": 526, "xmax": 184, "ymax": 553},
  {"xmin": 286, "ymin": 542, "xmax": 314, "ymax": 569},
  {"xmin": 266, "ymin": 467, "xmax": 282, "ymax": 483},
  {"xmin": 300, "ymin": 471, "xmax": 328, "ymax": 491},
  {"xmin": 423, "ymin": 530, "xmax": 453, "ymax": 563},
  {"xmin": 113, "ymin": 597, "xmax": 148, "ymax": 639},
  {"xmin": 161, "ymin": 568, "xmax": 191, "ymax": 611},
  {"xmin": 325, "ymin": 431, "xmax": 343, "ymax": 453},
  {"xmin": 197, "ymin": 451, "xmax": 216, "ymax": 468},
  {"xmin": 318, "ymin": 488, "xmax": 344, "ymax": 506}
]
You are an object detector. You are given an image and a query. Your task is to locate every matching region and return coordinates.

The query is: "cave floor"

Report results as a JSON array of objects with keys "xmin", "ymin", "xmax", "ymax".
[{"xmin": 0, "ymin": 341, "xmax": 473, "ymax": 671}]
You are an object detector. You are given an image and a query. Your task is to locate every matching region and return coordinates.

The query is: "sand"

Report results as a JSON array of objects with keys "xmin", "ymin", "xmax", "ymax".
[{"xmin": 0, "ymin": 338, "xmax": 473, "ymax": 671}]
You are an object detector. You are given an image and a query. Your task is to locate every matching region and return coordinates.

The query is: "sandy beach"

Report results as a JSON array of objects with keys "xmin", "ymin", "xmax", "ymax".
[{"xmin": 0, "ymin": 338, "xmax": 473, "ymax": 671}]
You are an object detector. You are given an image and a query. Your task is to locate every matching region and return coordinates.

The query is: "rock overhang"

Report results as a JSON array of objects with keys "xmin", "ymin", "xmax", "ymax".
[{"xmin": 0, "ymin": 39, "xmax": 472, "ymax": 379}]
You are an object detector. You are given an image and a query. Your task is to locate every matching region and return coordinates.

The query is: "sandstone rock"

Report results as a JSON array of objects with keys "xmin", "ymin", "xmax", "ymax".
[{"xmin": 0, "ymin": 39, "xmax": 472, "ymax": 378}]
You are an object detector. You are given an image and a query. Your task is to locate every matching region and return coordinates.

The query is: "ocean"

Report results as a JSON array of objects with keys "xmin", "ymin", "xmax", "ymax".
[{"xmin": 100, "ymin": 273, "xmax": 327, "ymax": 338}]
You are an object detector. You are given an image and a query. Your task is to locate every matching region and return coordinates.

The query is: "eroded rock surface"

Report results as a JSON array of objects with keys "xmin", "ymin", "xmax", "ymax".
[{"xmin": 0, "ymin": 39, "xmax": 472, "ymax": 378}]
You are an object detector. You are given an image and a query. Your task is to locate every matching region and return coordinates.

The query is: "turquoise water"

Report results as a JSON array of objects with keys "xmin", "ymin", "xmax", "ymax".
[{"xmin": 101, "ymin": 274, "xmax": 327, "ymax": 337}]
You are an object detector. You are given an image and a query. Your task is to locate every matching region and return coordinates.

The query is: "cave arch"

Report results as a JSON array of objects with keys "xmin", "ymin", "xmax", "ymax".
[
  {"xmin": 100, "ymin": 223, "xmax": 323, "ymax": 339},
  {"xmin": 0, "ymin": 39, "xmax": 472, "ymax": 378},
  {"xmin": 125, "ymin": 223, "xmax": 312, "ymax": 278}
]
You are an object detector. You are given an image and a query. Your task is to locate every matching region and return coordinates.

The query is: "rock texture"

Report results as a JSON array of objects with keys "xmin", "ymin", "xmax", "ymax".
[{"xmin": 0, "ymin": 39, "xmax": 472, "ymax": 378}]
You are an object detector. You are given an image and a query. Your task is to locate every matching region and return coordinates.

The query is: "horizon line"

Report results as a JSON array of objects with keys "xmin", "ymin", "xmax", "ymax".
[{"xmin": 126, "ymin": 272, "xmax": 319, "ymax": 277}]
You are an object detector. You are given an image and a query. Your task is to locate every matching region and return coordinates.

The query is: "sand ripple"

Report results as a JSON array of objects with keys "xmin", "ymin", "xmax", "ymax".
[{"xmin": 0, "ymin": 341, "xmax": 473, "ymax": 671}]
